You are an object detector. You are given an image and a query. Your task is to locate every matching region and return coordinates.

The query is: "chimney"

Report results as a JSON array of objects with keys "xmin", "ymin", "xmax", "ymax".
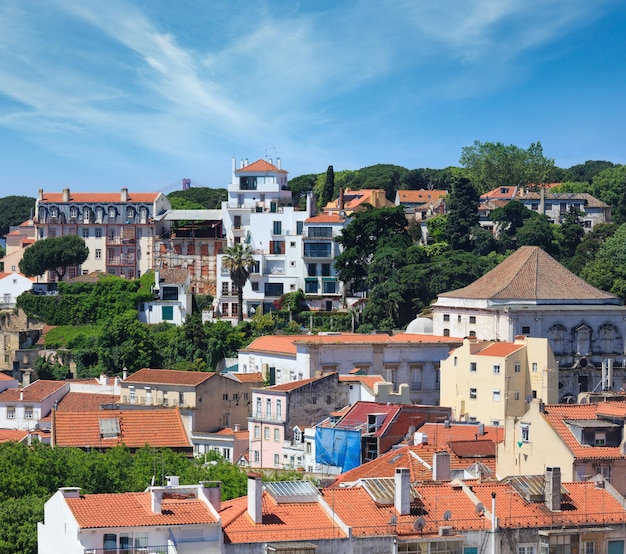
[
  {"xmin": 62, "ymin": 188, "xmax": 70, "ymax": 202},
  {"xmin": 478, "ymin": 423, "xmax": 485, "ymax": 436},
  {"xmin": 151, "ymin": 489, "xmax": 162, "ymax": 514},
  {"xmin": 59, "ymin": 487, "xmax": 81, "ymax": 498},
  {"xmin": 247, "ymin": 472, "xmax": 263, "ymax": 524},
  {"xmin": 19, "ymin": 389, "xmax": 23, "ymax": 401},
  {"xmin": 121, "ymin": 188, "xmax": 128, "ymax": 202},
  {"xmin": 122, "ymin": 368, "xmax": 128, "ymax": 380},
  {"xmin": 544, "ymin": 467, "xmax": 561, "ymax": 511},
  {"xmin": 394, "ymin": 467, "xmax": 411, "ymax": 516},
  {"xmin": 444, "ymin": 419, "xmax": 451, "ymax": 428},
  {"xmin": 413, "ymin": 431, "xmax": 428, "ymax": 445},
  {"xmin": 166, "ymin": 475, "xmax": 179, "ymax": 487},
  {"xmin": 234, "ymin": 423, "xmax": 241, "ymax": 432},
  {"xmin": 277, "ymin": 158, "xmax": 281, "ymax": 169},
  {"xmin": 201, "ymin": 481, "xmax": 222, "ymax": 513},
  {"xmin": 339, "ymin": 187, "xmax": 345, "ymax": 211},
  {"xmin": 432, "ymin": 452, "xmax": 451, "ymax": 481},
  {"xmin": 38, "ymin": 188, "xmax": 44, "ymax": 202}
]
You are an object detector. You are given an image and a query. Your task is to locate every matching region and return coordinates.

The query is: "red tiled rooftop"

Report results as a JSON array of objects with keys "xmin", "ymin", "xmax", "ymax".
[
  {"xmin": 0, "ymin": 373, "xmax": 17, "ymax": 382},
  {"xmin": 475, "ymin": 342, "xmax": 525, "ymax": 357},
  {"xmin": 53, "ymin": 409, "xmax": 191, "ymax": 449},
  {"xmin": 221, "ymin": 491, "xmax": 345, "ymax": 543},
  {"xmin": 396, "ymin": 190, "xmax": 448, "ymax": 203},
  {"xmin": 418, "ymin": 423, "xmax": 504, "ymax": 447},
  {"xmin": 234, "ymin": 159, "xmax": 287, "ymax": 174},
  {"xmin": 265, "ymin": 376, "xmax": 320, "ymax": 392},
  {"xmin": 40, "ymin": 192, "xmax": 160, "ymax": 203},
  {"xmin": 230, "ymin": 372, "xmax": 265, "ymax": 383},
  {"xmin": 55, "ymin": 392, "xmax": 120, "ymax": 412},
  {"xmin": 0, "ymin": 429, "xmax": 29, "ymax": 443},
  {"xmin": 66, "ymin": 491, "xmax": 217, "ymax": 528},
  {"xmin": 304, "ymin": 213, "xmax": 345, "ymax": 223},
  {"xmin": 0, "ymin": 380, "xmax": 67, "ymax": 403},
  {"xmin": 124, "ymin": 368, "xmax": 214, "ymax": 386}
]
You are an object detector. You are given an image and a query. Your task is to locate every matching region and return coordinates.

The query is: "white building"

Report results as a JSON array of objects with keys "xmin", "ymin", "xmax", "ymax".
[
  {"xmin": 38, "ymin": 480, "xmax": 222, "ymax": 554},
  {"xmin": 238, "ymin": 332, "xmax": 462, "ymax": 405},
  {"xmin": 432, "ymin": 245, "xmax": 626, "ymax": 400},
  {"xmin": 138, "ymin": 268, "xmax": 192, "ymax": 325},
  {"xmin": 0, "ymin": 379, "xmax": 68, "ymax": 431},
  {"xmin": 214, "ymin": 158, "xmax": 349, "ymax": 320},
  {"xmin": 0, "ymin": 272, "xmax": 34, "ymax": 308}
]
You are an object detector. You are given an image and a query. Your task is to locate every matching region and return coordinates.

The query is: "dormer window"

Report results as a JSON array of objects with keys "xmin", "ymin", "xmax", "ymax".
[
  {"xmin": 126, "ymin": 207, "xmax": 134, "ymax": 219},
  {"xmin": 109, "ymin": 206, "xmax": 117, "ymax": 218},
  {"xmin": 293, "ymin": 428, "xmax": 302, "ymax": 443},
  {"xmin": 50, "ymin": 206, "xmax": 58, "ymax": 217},
  {"xmin": 70, "ymin": 206, "xmax": 78, "ymax": 218},
  {"xmin": 595, "ymin": 432, "xmax": 606, "ymax": 446}
]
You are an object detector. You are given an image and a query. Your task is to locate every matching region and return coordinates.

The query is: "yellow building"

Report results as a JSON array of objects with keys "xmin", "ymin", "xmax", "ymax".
[{"xmin": 440, "ymin": 335, "xmax": 558, "ymax": 426}]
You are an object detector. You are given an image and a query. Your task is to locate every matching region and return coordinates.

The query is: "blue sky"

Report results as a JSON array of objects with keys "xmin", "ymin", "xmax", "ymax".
[{"xmin": 1, "ymin": 0, "xmax": 625, "ymax": 197}]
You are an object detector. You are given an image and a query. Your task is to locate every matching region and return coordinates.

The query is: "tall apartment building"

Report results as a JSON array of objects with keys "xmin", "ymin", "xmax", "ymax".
[
  {"xmin": 33, "ymin": 188, "xmax": 170, "ymax": 280},
  {"xmin": 214, "ymin": 158, "xmax": 347, "ymax": 318}
]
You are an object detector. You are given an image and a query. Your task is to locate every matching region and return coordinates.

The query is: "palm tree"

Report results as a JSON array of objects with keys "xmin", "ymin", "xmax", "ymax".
[{"xmin": 222, "ymin": 243, "xmax": 256, "ymax": 323}]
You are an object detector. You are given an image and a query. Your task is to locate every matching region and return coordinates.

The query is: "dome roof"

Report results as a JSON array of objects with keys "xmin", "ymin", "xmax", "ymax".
[{"xmin": 405, "ymin": 317, "xmax": 433, "ymax": 335}]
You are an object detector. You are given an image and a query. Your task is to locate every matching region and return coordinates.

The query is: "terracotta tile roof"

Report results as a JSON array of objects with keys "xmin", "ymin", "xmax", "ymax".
[
  {"xmin": 439, "ymin": 246, "xmax": 617, "ymax": 301},
  {"xmin": 543, "ymin": 403, "xmax": 626, "ymax": 460},
  {"xmin": 266, "ymin": 376, "xmax": 321, "ymax": 392},
  {"xmin": 396, "ymin": 190, "xmax": 448, "ymax": 203},
  {"xmin": 55, "ymin": 392, "xmax": 120, "ymax": 411},
  {"xmin": 235, "ymin": 159, "xmax": 287, "ymax": 174},
  {"xmin": 0, "ymin": 380, "xmax": 67, "ymax": 403},
  {"xmin": 230, "ymin": 372, "xmax": 265, "ymax": 383},
  {"xmin": 0, "ymin": 429, "xmax": 29, "ymax": 443},
  {"xmin": 334, "ymin": 402, "xmax": 400, "ymax": 436},
  {"xmin": 66, "ymin": 491, "xmax": 217, "ymax": 528},
  {"xmin": 338, "ymin": 374, "xmax": 385, "ymax": 392},
  {"xmin": 595, "ymin": 401, "xmax": 626, "ymax": 418},
  {"xmin": 242, "ymin": 333, "xmax": 462, "ymax": 356},
  {"xmin": 39, "ymin": 192, "xmax": 160, "ymax": 203},
  {"xmin": 124, "ymin": 368, "xmax": 214, "ymax": 386},
  {"xmin": 417, "ymin": 423, "xmax": 504, "ymax": 447},
  {"xmin": 448, "ymin": 440, "xmax": 495, "ymax": 458},
  {"xmin": 53, "ymin": 409, "xmax": 191, "ymax": 449},
  {"xmin": 0, "ymin": 373, "xmax": 17, "ymax": 382},
  {"xmin": 480, "ymin": 186, "xmax": 519, "ymax": 201},
  {"xmin": 221, "ymin": 491, "xmax": 346, "ymax": 543},
  {"xmin": 474, "ymin": 342, "xmax": 525, "ymax": 357},
  {"xmin": 157, "ymin": 268, "xmax": 189, "ymax": 284},
  {"xmin": 304, "ymin": 213, "xmax": 345, "ymax": 223}
]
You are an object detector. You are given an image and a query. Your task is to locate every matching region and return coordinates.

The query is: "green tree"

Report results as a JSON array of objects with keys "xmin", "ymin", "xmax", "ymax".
[
  {"xmin": 19, "ymin": 235, "xmax": 89, "ymax": 281},
  {"xmin": 222, "ymin": 244, "xmax": 255, "ymax": 323},
  {"xmin": 459, "ymin": 140, "xmax": 556, "ymax": 193},
  {"xmin": 288, "ymin": 174, "xmax": 316, "ymax": 209},
  {"xmin": 556, "ymin": 207, "xmax": 585, "ymax": 260},
  {"xmin": 167, "ymin": 187, "xmax": 227, "ymax": 209},
  {"xmin": 592, "ymin": 165, "xmax": 626, "ymax": 214},
  {"xmin": 568, "ymin": 223, "xmax": 618, "ymax": 275},
  {"xmin": 516, "ymin": 214, "xmax": 554, "ymax": 251},
  {"xmin": 444, "ymin": 177, "xmax": 479, "ymax": 251},
  {"xmin": 334, "ymin": 206, "xmax": 411, "ymax": 294},
  {"xmin": 490, "ymin": 200, "xmax": 534, "ymax": 251},
  {"xmin": 552, "ymin": 181, "xmax": 592, "ymax": 194},
  {"xmin": 564, "ymin": 160, "xmax": 615, "ymax": 184},
  {"xmin": 0, "ymin": 196, "xmax": 36, "ymax": 238},
  {"xmin": 321, "ymin": 165, "xmax": 335, "ymax": 209},
  {"xmin": 581, "ymin": 224, "xmax": 626, "ymax": 298}
]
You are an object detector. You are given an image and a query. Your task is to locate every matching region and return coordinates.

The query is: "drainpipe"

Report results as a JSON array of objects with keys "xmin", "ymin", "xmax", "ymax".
[{"xmin": 491, "ymin": 492, "xmax": 497, "ymax": 554}]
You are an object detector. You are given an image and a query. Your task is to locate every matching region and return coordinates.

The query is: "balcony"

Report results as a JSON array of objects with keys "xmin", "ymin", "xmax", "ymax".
[{"xmin": 85, "ymin": 546, "xmax": 173, "ymax": 554}]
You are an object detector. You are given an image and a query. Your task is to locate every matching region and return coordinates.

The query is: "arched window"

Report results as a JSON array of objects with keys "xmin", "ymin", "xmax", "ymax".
[
  {"xmin": 548, "ymin": 323, "xmax": 567, "ymax": 355},
  {"xmin": 575, "ymin": 323, "xmax": 592, "ymax": 356}
]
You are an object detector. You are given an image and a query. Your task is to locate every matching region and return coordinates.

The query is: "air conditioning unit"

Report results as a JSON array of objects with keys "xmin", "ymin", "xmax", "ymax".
[{"xmin": 439, "ymin": 526, "xmax": 454, "ymax": 536}]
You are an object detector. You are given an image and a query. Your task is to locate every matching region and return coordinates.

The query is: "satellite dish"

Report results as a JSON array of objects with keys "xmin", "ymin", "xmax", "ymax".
[
  {"xmin": 443, "ymin": 510, "xmax": 452, "ymax": 521},
  {"xmin": 414, "ymin": 516, "xmax": 425, "ymax": 532},
  {"xmin": 388, "ymin": 513, "xmax": 398, "ymax": 525},
  {"xmin": 475, "ymin": 502, "xmax": 485, "ymax": 515}
]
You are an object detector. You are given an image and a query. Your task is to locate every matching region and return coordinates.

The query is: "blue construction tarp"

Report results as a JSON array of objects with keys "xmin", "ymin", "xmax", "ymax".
[{"xmin": 315, "ymin": 427, "xmax": 361, "ymax": 473}]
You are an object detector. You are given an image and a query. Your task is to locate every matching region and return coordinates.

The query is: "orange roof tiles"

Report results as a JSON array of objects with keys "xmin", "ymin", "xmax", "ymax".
[
  {"xmin": 55, "ymin": 392, "xmax": 120, "ymax": 411},
  {"xmin": 221, "ymin": 491, "xmax": 346, "ymax": 544},
  {"xmin": 475, "ymin": 342, "xmax": 525, "ymax": 357},
  {"xmin": 543, "ymin": 404, "xmax": 626, "ymax": 460},
  {"xmin": 40, "ymin": 192, "xmax": 160, "ymax": 203},
  {"xmin": 235, "ymin": 159, "xmax": 287, "ymax": 174},
  {"xmin": 0, "ymin": 380, "xmax": 67, "ymax": 402},
  {"xmin": 0, "ymin": 429, "xmax": 29, "ymax": 443},
  {"xmin": 0, "ymin": 373, "xmax": 17, "ymax": 382},
  {"xmin": 439, "ymin": 246, "xmax": 617, "ymax": 301},
  {"xmin": 66, "ymin": 492, "xmax": 217, "ymax": 528},
  {"xmin": 124, "ymin": 368, "xmax": 214, "ymax": 386},
  {"xmin": 230, "ymin": 372, "xmax": 265, "ymax": 383},
  {"xmin": 338, "ymin": 374, "xmax": 385, "ymax": 391},
  {"xmin": 53, "ymin": 409, "xmax": 191, "ymax": 450},
  {"xmin": 396, "ymin": 190, "xmax": 448, "ymax": 203},
  {"xmin": 418, "ymin": 423, "xmax": 504, "ymax": 447},
  {"xmin": 304, "ymin": 213, "xmax": 345, "ymax": 223},
  {"xmin": 266, "ymin": 376, "xmax": 322, "ymax": 392}
]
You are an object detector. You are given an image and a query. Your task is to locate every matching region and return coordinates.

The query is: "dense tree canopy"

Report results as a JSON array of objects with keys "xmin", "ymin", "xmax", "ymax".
[
  {"xmin": 0, "ymin": 196, "xmax": 35, "ymax": 238},
  {"xmin": 459, "ymin": 140, "xmax": 557, "ymax": 193},
  {"xmin": 167, "ymin": 187, "xmax": 227, "ymax": 209},
  {"xmin": 444, "ymin": 177, "xmax": 479, "ymax": 251},
  {"xmin": 580, "ymin": 224, "xmax": 626, "ymax": 299},
  {"xmin": 19, "ymin": 234, "xmax": 89, "ymax": 281}
]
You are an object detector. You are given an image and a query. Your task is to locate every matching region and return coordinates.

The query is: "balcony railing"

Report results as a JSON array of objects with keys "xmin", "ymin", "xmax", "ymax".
[{"xmin": 85, "ymin": 546, "xmax": 174, "ymax": 554}]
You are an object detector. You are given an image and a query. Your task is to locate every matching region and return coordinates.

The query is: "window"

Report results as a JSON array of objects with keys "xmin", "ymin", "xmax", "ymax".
[
  {"xmin": 305, "ymin": 279, "xmax": 318, "ymax": 293},
  {"xmin": 294, "ymin": 428, "xmax": 302, "ymax": 443},
  {"xmin": 161, "ymin": 286, "xmax": 178, "ymax": 300},
  {"xmin": 269, "ymin": 240, "xmax": 285, "ymax": 254},
  {"xmin": 453, "ymin": 356, "xmax": 457, "ymax": 366},
  {"xmin": 233, "ymin": 215, "xmax": 241, "ymax": 229},
  {"xmin": 469, "ymin": 316, "xmax": 476, "ymax": 324},
  {"xmin": 470, "ymin": 388, "xmax": 477, "ymax": 399},
  {"xmin": 518, "ymin": 545, "xmax": 535, "ymax": 554},
  {"xmin": 272, "ymin": 221, "xmax": 282, "ymax": 235},
  {"xmin": 274, "ymin": 453, "xmax": 280, "ymax": 466},
  {"xmin": 470, "ymin": 362, "xmax": 477, "ymax": 372},
  {"xmin": 306, "ymin": 441, "xmax": 312, "ymax": 454},
  {"xmin": 126, "ymin": 207, "xmax": 134, "ymax": 219},
  {"xmin": 103, "ymin": 533, "xmax": 117, "ymax": 552},
  {"xmin": 222, "ymin": 282, "xmax": 230, "ymax": 295},
  {"xmin": 304, "ymin": 242, "xmax": 332, "ymax": 257},
  {"xmin": 443, "ymin": 314, "xmax": 450, "ymax": 322},
  {"xmin": 276, "ymin": 399, "xmax": 282, "ymax": 418},
  {"xmin": 308, "ymin": 226, "xmax": 332, "ymax": 238},
  {"xmin": 514, "ymin": 391, "xmax": 520, "ymax": 400},
  {"xmin": 251, "ymin": 281, "xmax": 259, "ymax": 292},
  {"xmin": 493, "ymin": 364, "xmax": 500, "ymax": 374},
  {"xmin": 515, "ymin": 362, "xmax": 521, "ymax": 373},
  {"xmin": 274, "ymin": 428, "xmax": 280, "ymax": 441},
  {"xmin": 443, "ymin": 329, "xmax": 450, "ymax": 336},
  {"xmin": 162, "ymin": 306, "xmax": 174, "ymax": 321},
  {"xmin": 469, "ymin": 330, "xmax": 476, "ymax": 337},
  {"xmin": 266, "ymin": 398, "xmax": 272, "ymax": 417},
  {"xmin": 584, "ymin": 542, "xmax": 595, "ymax": 554},
  {"xmin": 179, "ymin": 392, "xmax": 185, "ymax": 406},
  {"xmin": 231, "ymin": 303, "xmax": 238, "ymax": 316},
  {"xmin": 595, "ymin": 432, "xmax": 606, "ymax": 446},
  {"xmin": 521, "ymin": 423, "xmax": 530, "ymax": 441},
  {"xmin": 493, "ymin": 390, "xmax": 501, "ymax": 402},
  {"xmin": 95, "ymin": 249, "xmax": 102, "ymax": 259},
  {"xmin": 254, "ymin": 425, "xmax": 260, "ymax": 439},
  {"xmin": 6, "ymin": 407, "xmax": 15, "ymax": 419},
  {"xmin": 254, "ymin": 450, "xmax": 260, "ymax": 463},
  {"xmin": 264, "ymin": 283, "xmax": 284, "ymax": 296},
  {"xmin": 256, "ymin": 398, "xmax": 262, "ymax": 417},
  {"xmin": 82, "ymin": 228, "xmax": 89, "ymax": 238},
  {"xmin": 222, "ymin": 393, "xmax": 229, "ymax": 401},
  {"xmin": 95, "ymin": 228, "xmax": 102, "ymax": 238},
  {"xmin": 129, "ymin": 388, "xmax": 136, "ymax": 404},
  {"xmin": 296, "ymin": 221, "xmax": 303, "ymax": 235},
  {"xmin": 596, "ymin": 465, "xmax": 610, "ymax": 479},
  {"xmin": 264, "ymin": 427, "xmax": 270, "ymax": 440},
  {"xmin": 24, "ymin": 407, "xmax": 33, "ymax": 419},
  {"xmin": 532, "ymin": 362, "xmax": 538, "ymax": 372},
  {"xmin": 109, "ymin": 207, "xmax": 117, "ymax": 218},
  {"xmin": 321, "ymin": 263, "xmax": 331, "ymax": 276},
  {"xmin": 322, "ymin": 280, "xmax": 337, "ymax": 294},
  {"xmin": 522, "ymin": 326, "xmax": 530, "ymax": 334}
]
